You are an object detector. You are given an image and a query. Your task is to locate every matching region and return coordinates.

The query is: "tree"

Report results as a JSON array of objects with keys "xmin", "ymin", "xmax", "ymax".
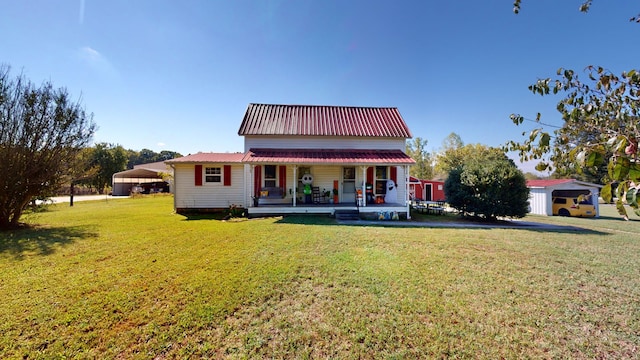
[
  {"xmin": 126, "ymin": 148, "xmax": 182, "ymax": 168},
  {"xmin": 158, "ymin": 150, "xmax": 182, "ymax": 161},
  {"xmin": 88, "ymin": 143, "xmax": 128, "ymax": 194},
  {"xmin": 137, "ymin": 148, "xmax": 158, "ymax": 164},
  {"xmin": 405, "ymin": 137, "xmax": 433, "ymax": 180},
  {"xmin": 0, "ymin": 66, "xmax": 96, "ymax": 229},
  {"xmin": 509, "ymin": 4, "xmax": 640, "ymax": 219},
  {"xmin": 444, "ymin": 146, "xmax": 530, "ymax": 221},
  {"xmin": 513, "ymin": 1, "xmax": 640, "ymax": 22},
  {"xmin": 523, "ymin": 172, "xmax": 543, "ymax": 181},
  {"xmin": 509, "ymin": 68, "xmax": 640, "ymax": 219},
  {"xmin": 433, "ymin": 133, "xmax": 465, "ymax": 180},
  {"xmin": 441, "ymin": 132, "xmax": 464, "ymax": 152}
]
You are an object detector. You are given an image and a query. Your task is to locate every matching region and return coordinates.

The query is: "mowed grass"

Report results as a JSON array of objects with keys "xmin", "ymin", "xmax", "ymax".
[{"xmin": 1, "ymin": 196, "xmax": 639, "ymax": 359}]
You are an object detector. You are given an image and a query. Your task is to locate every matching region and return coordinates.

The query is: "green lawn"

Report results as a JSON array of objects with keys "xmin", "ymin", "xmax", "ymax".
[{"xmin": 1, "ymin": 196, "xmax": 639, "ymax": 359}]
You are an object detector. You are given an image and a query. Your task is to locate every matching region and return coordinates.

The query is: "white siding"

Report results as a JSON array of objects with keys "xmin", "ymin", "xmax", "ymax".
[
  {"xmin": 528, "ymin": 188, "xmax": 550, "ymax": 216},
  {"xmin": 528, "ymin": 183, "xmax": 601, "ymax": 217},
  {"xmin": 244, "ymin": 136, "xmax": 406, "ymax": 152},
  {"xmin": 173, "ymin": 163, "xmax": 246, "ymax": 209}
]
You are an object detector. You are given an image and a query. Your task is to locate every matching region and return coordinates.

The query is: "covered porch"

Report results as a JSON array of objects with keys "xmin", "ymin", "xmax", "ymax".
[{"xmin": 242, "ymin": 148, "xmax": 415, "ymax": 218}]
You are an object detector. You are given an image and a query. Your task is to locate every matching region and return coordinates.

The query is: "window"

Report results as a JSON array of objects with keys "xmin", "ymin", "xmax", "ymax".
[
  {"xmin": 343, "ymin": 167, "xmax": 356, "ymax": 194},
  {"xmin": 205, "ymin": 167, "xmax": 221, "ymax": 183},
  {"xmin": 375, "ymin": 166, "xmax": 388, "ymax": 195},
  {"xmin": 264, "ymin": 165, "xmax": 277, "ymax": 187}
]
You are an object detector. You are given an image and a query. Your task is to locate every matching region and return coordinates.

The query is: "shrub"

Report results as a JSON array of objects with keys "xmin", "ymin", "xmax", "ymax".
[{"xmin": 444, "ymin": 148, "xmax": 529, "ymax": 220}]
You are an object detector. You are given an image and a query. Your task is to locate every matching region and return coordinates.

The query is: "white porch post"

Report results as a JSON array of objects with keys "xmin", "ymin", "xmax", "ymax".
[
  {"xmin": 249, "ymin": 165, "xmax": 258, "ymax": 206},
  {"xmin": 250, "ymin": 164, "xmax": 255, "ymax": 207},
  {"xmin": 361, "ymin": 166, "xmax": 367, "ymax": 207},
  {"xmin": 405, "ymin": 165, "xmax": 411, "ymax": 219},
  {"xmin": 293, "ymin": 165, "xmax": 297, "ymax": 207}
]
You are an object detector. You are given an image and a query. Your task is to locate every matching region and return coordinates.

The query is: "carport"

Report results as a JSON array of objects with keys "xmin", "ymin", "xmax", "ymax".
[
  {"xmin": 112, "ymin": 161, "xmax": 171, "ymax": 196},
  {"xmin": 527, "ymin": 179, "xmax": 602, "ymax": 217}
]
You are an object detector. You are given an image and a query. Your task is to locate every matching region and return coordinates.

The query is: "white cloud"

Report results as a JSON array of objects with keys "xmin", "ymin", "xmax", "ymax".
[
  {"xmin": 77, "ymin": 46, "xmax": 119, "ymax": 78},
  {"xmin": 157, "ymin": 142, "xmax": 166, "ymax": 148}
]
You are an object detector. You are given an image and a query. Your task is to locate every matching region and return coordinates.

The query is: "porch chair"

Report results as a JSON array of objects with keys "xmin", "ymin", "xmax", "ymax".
[{"xmin": 312, "ymin": 186, "xmax": 322, "ymax": 204}]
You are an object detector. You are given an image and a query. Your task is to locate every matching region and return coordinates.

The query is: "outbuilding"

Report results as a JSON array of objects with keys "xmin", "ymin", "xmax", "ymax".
[
  {"xmin": 527, "ymin": 179, "xmax": 603, "ymax": 217},
  {"xmin": 111, "ymin": 161, "xmax": 171, "ymax": 196},
  {"xmin": 409, "ymin": 176, "xmax": 445, "ymax": 201}
]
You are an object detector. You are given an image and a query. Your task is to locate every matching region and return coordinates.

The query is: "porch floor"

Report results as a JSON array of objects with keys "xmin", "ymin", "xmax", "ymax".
[{"xmin": 247, "ymin": 202, "xmax": 408, "ymax": 217}]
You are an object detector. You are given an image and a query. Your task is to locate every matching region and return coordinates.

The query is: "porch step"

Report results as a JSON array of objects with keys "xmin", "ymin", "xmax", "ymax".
[{"xmin": 335, "ymin": 209, "xmax": 360, "ymax": 221}]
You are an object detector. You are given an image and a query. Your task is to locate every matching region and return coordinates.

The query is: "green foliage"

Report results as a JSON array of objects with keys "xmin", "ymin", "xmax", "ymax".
[
  {"xmin": 508, "ymin": 66, "xmax": 640, "ymax": 219},
  {"xmin": 126, "ymin": 148, "xmax": 182, "ymax": 168},
  {"xmin": 513, "ymin": 0, "xmax": 592, "ymax": 15},
  {"xmin": 436, "ymin": 143, "xmax": 498, "ymax": 179},
  {"xmin": 405, "ymin": 137, "xmax": 433, "ymax": 180},
  {"xmin": 444, "ymin": 147, "xmax": 530, "ymax": 220},
  {"xmin": 226, "ymin": 204, "xmax": 245, "ymax": 218},
  {"xmin": 433, "ymin": 132, "xmax": 465, "ymax": 179},
  {"xmin": 514, "ymin": 0, "xmax": 640, "ymax": 22},
  {"xmin": 0, "ymin": 65, "xmax": 96, "ymax": 229},
  {"xmin": 85, "ymin": 143, "xmax": 128, "ymax": 194}
]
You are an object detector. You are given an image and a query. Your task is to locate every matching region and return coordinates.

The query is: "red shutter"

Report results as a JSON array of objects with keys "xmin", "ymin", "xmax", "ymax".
[
  {"xmin": 254, "ymin": 166, "xmax": 262, "ymax": 195},
  {"xmin": 223, "ymin": 165, "xmax": 231, "ymax": 186},
  {"xmin": 390, "ymin": 166, "xmax": 397, "ymax": 184},
  {"xmin": 195, "ymin": 165, "xmax": 202, "ymax": 186},
  {"xmin": 278, "ymin": 165, "xmax": 286, "ymax": 191},
  {"xmin": 366, "ymin": 167, "xmax": 374, "ymax": 185}
]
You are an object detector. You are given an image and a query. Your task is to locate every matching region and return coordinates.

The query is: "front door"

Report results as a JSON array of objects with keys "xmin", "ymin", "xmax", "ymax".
[
  {"xmin": 424, "ymin": 183, "xmax": 432, "ymax": 201},
  {"xmin": 342, "ymin": 167, "xmax": 356, "ymax": 204}
]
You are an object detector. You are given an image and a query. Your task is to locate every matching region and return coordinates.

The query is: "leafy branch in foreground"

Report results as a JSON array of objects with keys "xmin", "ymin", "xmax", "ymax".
[
  {"xmin": 507, "ymin": 66, "xmax": 640, "ymax": 219},
  {"xmin": 513, "ymin": 0, "xmax": 640, "ymax": 22}
]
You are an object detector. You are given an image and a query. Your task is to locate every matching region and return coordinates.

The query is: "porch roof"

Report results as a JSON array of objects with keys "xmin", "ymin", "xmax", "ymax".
[{"xmin": 243, "ymin": 148, "xmax": 416, "ymax": 165}]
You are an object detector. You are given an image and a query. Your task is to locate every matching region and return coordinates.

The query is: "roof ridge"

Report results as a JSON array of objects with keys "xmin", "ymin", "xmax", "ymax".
[{"xmin": 248, "ymin": 103, "xmax": 397, "ymax": 110}]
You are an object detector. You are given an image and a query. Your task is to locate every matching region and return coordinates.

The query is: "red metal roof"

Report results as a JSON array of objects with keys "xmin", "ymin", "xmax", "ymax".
[
  {"xmin": 526, "ymin": 179, "xmax": 602, "ymax": 188},
  {"xmin": 243, "ymin": 148, "xmax": 416, "ymax": 165},
  {"xmin": 238, "ymin": 103, "xmax": 412, "ymax": 138},
  {"xmin": 165, "ymin": 152, "xmax": 245, "ymax": 164},
  {"xmin": 526, "ymin": 179, "xmax": 577, "ymax": 188}
]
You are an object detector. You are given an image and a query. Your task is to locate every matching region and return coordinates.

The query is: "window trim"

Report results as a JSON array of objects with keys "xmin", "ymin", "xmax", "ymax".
[
  {"xmin": 263, "ymin": 164, "xmax": 277, "ymax": 188},
  {"xmin": 204, "ymin": 166, "xmax": 222, "ymax": 183}
]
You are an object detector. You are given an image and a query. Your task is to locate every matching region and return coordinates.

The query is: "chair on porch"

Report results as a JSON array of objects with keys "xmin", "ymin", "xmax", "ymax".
[{"xmin": 312, "ymin": 186, "xmax": 321, "ymax": 204}]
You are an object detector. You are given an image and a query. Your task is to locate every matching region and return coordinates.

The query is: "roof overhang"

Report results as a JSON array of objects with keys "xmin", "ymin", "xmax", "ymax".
[
  {"xmin": 165, "ymin": 152, "xmax": 245, "ymax": 164},
  {"xmin": 526, "ymin": 179, "xmax": 604, "ymax": 189},
  {"xmin": 113, "ymin": 168, "xmax": 165, "ymax": 179},
  {"xmin": 243, "ymin": 148, "xmax": 416, "ymax": 166}
]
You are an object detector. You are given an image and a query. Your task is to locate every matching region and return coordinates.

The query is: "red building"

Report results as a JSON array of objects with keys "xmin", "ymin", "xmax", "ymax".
[{"xmin": 409, "ymin": 176, "xmax": 445, "ymax": 201}]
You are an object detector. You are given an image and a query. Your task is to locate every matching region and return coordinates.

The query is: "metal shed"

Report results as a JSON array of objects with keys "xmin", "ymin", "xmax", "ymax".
[
  {"xmin": 527, "ymin": 179, "xmax": 603, "ymax": 217},
  {"xmin": 112, "ymin": 161, "xmax": 172, "ymax": 196}
]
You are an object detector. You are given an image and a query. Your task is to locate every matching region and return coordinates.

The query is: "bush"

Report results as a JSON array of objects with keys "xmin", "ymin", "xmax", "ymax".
[{"xmin": 444, "ymin": 150, "xmax": 529, "ymax": 220}]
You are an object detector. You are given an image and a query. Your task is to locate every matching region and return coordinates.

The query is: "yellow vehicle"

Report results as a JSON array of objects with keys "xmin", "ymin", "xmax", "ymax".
[{"xmin": 552, "ymin": 194, "xmax": 596, "ymax": 217}]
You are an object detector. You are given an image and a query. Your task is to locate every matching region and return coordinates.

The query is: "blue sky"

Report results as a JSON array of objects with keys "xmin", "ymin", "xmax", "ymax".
[{"xmin": 1, "ymin": 1, "xmax": 638, "ymax": 172}]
